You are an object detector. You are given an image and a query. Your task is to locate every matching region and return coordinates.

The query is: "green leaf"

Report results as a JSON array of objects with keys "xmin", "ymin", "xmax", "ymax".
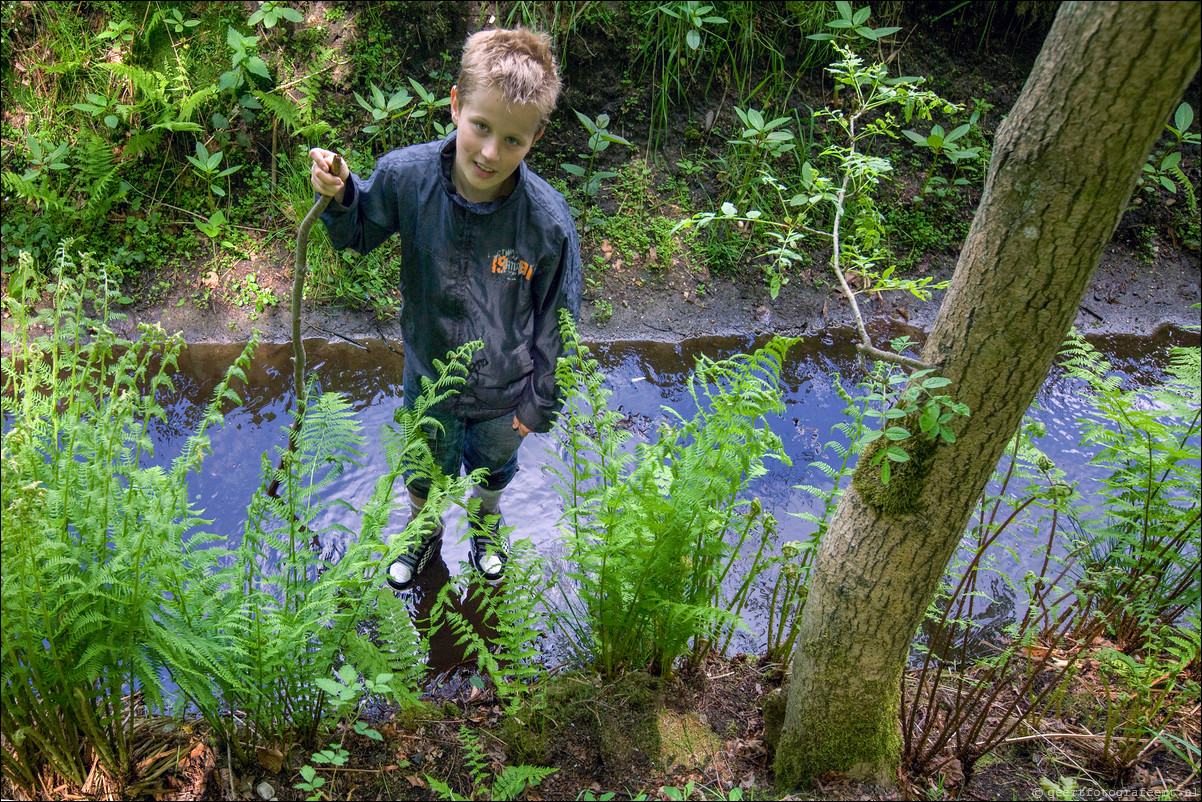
[
  {"xmin": 686, "ymin": 29, "xmax": 701, "ymax": 50},
  {"xmin": 852, "ymin": 6, "xmax": 871, "ymax": 25},
  {"xmin": 885, "ymin": 446, "xmax": 910, "ymax": 462},
  {"xmin": 945, "ymin": 123, "xmax": 971, "ymax": 143},
  {"xmin": 561, "ymin": 163, "xmax": 585, "ymax": 177},
  {"xmin": 151, "ymin": 120, "xmax": 203, "ymax": 133},
  {"xmin": 884, "ymin": 426, "xmax": 910, "ymax": 441},
  {"xmin": 314, "ymin": 677, "xmax": 343, "ymax": 696},
  {"xmin": 601, "ymin": 131, "xmax": 633, "ymax": 147},
  {"xmin": 245, "ymin": 56, "xmax": 272, "ymax": 81},
  {"xmin": 919, "ymin": 403, "xmax": 939, "ymax": 433},
  {"xmin": 1174, "ymin": 102, "xmax": 1194, "ymax": 133}
]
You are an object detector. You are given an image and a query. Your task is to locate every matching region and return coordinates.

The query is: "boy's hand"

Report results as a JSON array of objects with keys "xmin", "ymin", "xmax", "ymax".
[
  {"xmin": 309, "ymin": 148, "xmax": 349, "ymax": 204},
  {"xmin": 512, "ymin": 415, "xmax": 531, "ymax": 438}
]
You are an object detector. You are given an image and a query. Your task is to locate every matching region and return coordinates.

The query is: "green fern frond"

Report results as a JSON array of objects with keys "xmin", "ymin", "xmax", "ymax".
[
  {"xmin": 255, "ymin": 90, "xmax": 303, "ymax": 130},
  {"xmin": 1, "ymin": 171, "xmax": 67, "ymax": 212},
  {"xmin": 178, "ymin": 85, "xmax": 218, "ymax": 122},
  {"xmin": 122, "ymin": 128, "xmax": 163, "ymax": 158},
  {"xmin": 1058, "ymin": 329, "xmax": 1123, "ymax": 393},
  {"xmin": 97, "ymin": 62, "xmax": 167, "ymax": 102}
]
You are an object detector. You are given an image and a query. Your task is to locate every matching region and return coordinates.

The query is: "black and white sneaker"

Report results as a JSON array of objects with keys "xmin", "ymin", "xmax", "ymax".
[
  {"xmin": 386, "ymin": 523, "xmax": 444, "ymax": 592},
  {"xmin": 468, "ymin": 511, "xmax": 508, "ymax": 584}
]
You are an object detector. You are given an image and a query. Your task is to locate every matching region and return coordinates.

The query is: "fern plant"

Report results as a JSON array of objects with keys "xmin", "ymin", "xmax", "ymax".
[
  {"xmin": 430, "ymin": 534, "xmax": 552, "ymax": 716},
  {"xmin": 550, "ymin": 311, "xmax": 795, "ymax": 677},
  {"xmin": 194, "ymin": 342, "xmax": 484, "ymax": 754},
  {"xmin": 902, "ymin": 416, "xmax": 1089, "ymax": 779},
  {"xmin": 2, "ymin": 131, "xmax": 127, "ymax": 267},
  {"xmin": 427, "ymin": 726, "xmax": 556, "ymax": 801},
  {"xmin": 1059, "ymin": 329, "xmax": 1201, "ymax": 650},
  {"xmin": 0, "ymin": 243, "xmax": 255, "ymax": 798},
  {"xmin": 1093, "ymin": 616, "xmax": 1201, "ymax": 777}
]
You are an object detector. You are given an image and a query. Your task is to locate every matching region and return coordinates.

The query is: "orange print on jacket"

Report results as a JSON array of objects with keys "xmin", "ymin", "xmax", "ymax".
[{"xmin": 490, "ymin": 250, "xmax": 533, "ymax": 281}]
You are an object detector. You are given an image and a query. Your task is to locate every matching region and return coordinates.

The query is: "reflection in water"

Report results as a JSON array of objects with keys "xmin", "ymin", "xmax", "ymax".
[{"xmin": 146, "ymin": 327, "xmax": 1198, "ymax": 669}]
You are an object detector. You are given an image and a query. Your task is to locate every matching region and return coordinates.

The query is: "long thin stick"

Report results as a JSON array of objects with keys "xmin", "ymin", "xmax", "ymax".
[
  {"xmin": 265, "ymin": 154, "xmax": 342, "ymax": 499},
  {"xmin": 291, "ymin": 153, "xmax": 341, "ymax": 414}
]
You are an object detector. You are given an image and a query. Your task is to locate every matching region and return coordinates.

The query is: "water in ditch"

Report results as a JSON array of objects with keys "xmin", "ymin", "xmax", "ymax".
[{"xmin": 147, "ymin": 326, "xmax": 1198, "ymax": 673}]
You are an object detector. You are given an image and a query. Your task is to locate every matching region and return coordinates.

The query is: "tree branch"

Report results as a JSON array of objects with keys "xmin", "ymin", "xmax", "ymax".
[
  {"xmin": 855, "ymin": 342, "xmax": 932, "ymax": 371},
  {"xmin": 826, "ymin": 113, "xmax": 933, "ymax": 372}
]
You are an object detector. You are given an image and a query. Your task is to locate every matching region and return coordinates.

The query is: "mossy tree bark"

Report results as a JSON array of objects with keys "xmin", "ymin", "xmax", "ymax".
[{"xmin": 775, "ymin": 1, "xmax": 1200, "ymax": 790}]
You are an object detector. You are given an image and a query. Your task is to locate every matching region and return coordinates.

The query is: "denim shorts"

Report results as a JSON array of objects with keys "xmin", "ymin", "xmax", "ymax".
[{"xmin": 402, "ymin": 369, "xmax": 524, "ymax": 497}]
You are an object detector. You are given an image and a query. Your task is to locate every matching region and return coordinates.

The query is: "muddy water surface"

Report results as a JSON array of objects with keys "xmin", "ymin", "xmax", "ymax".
[{"xmin": 151, "ymin": 327, "xmax": 1198, "ymax": 670}]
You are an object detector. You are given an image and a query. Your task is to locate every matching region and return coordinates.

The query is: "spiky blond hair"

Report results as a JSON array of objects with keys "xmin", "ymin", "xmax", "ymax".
[{"xmin": 458, "ymin": 28, "xmax": 561, "ymax": 128}]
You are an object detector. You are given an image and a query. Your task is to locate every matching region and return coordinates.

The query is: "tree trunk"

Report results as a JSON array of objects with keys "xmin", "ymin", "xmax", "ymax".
[{"xmin": 775, "ymin": 1, "xmax": 1201, "ymax": 789}]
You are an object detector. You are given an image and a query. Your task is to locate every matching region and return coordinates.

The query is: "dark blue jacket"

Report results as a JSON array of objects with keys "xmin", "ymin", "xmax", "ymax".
[{"xmin": 320, "ymin": 134, "xmax": 582, "ymax": 432}]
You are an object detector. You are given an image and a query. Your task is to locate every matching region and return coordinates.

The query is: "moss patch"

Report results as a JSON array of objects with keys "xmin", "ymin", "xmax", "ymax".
[
  {"xmin": 851, "ymin": 412, "xmax": 939, "ymax": 515},
  {"xmin": 502, "ymin": 671, "xmax": 663, "ymax": 783},
  {"xmin": 657, "ymin": 710, "xmax": 722, "ymax": 771},
  {"xmin": 760, "ymin": 686, "xmax": 787, "ymax": 756},
  {"xmin": 773, "ymin": 650, "xmax": 903, "ymax": 790}
]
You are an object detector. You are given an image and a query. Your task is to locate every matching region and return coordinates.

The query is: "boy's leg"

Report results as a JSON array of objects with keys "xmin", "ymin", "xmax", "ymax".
[
  {"xmin": 388, "ymin": 371, "xmax": 468, "ymax": 591},
  {"xmin": 462, "ymin": 414, "xmax": 524, "ymax": 582},
  {"xmin": 387, "ymin": 491, "xmax": 448, "ymax": 591}
]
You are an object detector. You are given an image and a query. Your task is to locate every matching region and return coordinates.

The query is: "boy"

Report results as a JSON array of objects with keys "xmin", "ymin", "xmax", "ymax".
[{"xmin": 309, "ymin": 28, "xmax": 581, "ymax": 591}]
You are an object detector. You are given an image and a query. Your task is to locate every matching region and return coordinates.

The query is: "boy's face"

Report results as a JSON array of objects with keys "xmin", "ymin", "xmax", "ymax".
[{"xmin": 449, "ymin": 85, "xmax": 544, "ymax": 204}]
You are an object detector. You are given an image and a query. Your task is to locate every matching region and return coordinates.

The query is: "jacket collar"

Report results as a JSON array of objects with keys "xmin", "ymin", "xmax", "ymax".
[{"xmin": 438, "ymin": 132, "xmax": 525, "ymax": 214}]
